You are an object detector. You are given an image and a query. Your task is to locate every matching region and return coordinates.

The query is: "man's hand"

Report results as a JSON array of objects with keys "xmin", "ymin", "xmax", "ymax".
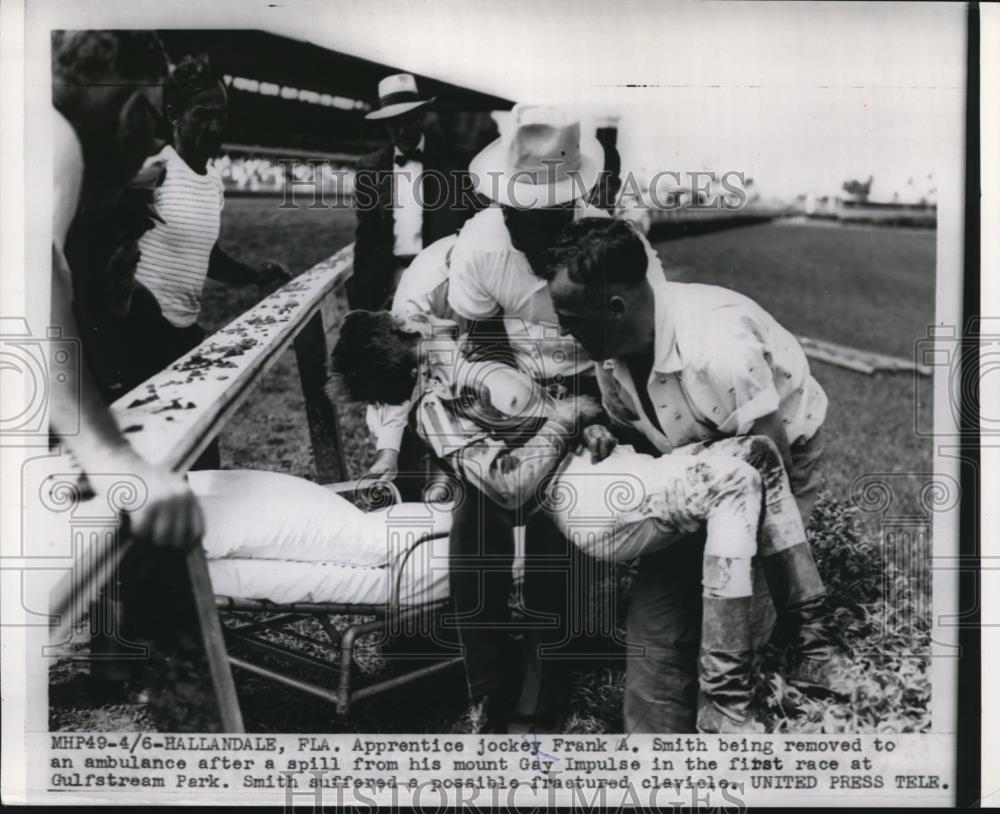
[
  {"xmin": 255, "ymin": 260, "xmax": 291, "ymax": 285},
  {"xmin": 119, "ymin": 454, "xmax": 205, "ymax": 549},
  {"xmin": 363, "ymin": 448, "xmax": 400, "ymax": 483},
  {"xmin": 582, "ymin": 424, "xmax": 618, "ymax": 463}
]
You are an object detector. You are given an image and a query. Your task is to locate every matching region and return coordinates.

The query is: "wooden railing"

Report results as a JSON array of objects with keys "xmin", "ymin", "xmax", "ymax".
[{"xmin": 50, "ymin": 244, "xmax": 355, "ymax": 732}]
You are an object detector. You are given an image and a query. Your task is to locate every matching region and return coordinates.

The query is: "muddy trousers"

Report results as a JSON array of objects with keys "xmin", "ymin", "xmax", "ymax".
[{"xmin": 549, "ymin": 435, "xmax": 817, "ymax": 732}]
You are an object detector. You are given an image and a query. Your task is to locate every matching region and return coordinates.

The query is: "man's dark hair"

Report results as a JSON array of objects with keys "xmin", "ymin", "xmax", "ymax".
[
  {"xmin": 328, "ymin": 310, "xmax": 415, "ymax": 405},
  {"xmin": 540, "ymin": 216, "xmax": 647, "ymax": 286},
  {"xmin": 164, "ymin": 52, "xmax": 222, "ymax": 114},
  {"xmin": 52, "ymin": 30, "xmax": 169, "ymax": 85}
]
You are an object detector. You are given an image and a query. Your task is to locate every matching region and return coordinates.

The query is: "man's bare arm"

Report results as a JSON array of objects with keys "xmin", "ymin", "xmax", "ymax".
[
  {"xmin": 458, "ymin": 316, "xmax": 517, "ymax": 366},
  {"xmin": 207, "ymin": 244, "xmax": 288, "ymax": 285},
  {"xmin": 50, "ymin": 248, "xmax": 204, "ymax": 548}
]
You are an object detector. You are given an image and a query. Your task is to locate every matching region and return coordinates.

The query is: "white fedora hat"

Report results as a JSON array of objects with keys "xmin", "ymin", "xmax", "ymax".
[
  {"xmin": 470, "ymin": 105, "xmax": 604, "ymax": 209},
  {"xmin": 365, "ymin": 73, "xmax": 435, "ymax": 121}
]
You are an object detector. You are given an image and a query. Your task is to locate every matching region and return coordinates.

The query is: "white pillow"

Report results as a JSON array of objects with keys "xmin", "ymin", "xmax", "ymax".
[
  {"xmin": 188, "ymin": 470, "xmax": 390, "ymax": 567},
  {"xmin": 188, "ymin": 470, "xmax": 452, "ymax": 568}
]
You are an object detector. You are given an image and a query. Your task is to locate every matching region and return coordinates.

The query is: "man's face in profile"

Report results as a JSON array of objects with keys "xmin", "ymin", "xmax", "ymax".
[{"xmin": 548, "ymin": 266, "xmax": 623, "ymax": 362}]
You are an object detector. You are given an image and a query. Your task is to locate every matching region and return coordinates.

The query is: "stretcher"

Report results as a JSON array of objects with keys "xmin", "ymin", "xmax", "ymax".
[{"xmin": 210, "ymin": 479, "xmax": 463, "ymax": 716}]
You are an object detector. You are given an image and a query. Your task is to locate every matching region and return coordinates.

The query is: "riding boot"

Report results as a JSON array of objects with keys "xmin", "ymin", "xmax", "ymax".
[
  {"xmin": 696, "ymin": 595, "xmax": 764, "ymax": 733},
  {"xmin": 762, "ymin": 543, "xmax": 852, "ymax": 698}
]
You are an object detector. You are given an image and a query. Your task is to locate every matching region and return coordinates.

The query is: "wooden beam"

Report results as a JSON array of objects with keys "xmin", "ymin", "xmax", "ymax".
[
  {"xmin": 797, "ymin": 334, "xmax": 932, "ymax": 376},
  {"xmin": 186, "ymin": 545, "xmax": 245, "ymax": 732},
  {"xmin": 49, "ymin": 244, "xmax": 354, "ymax": 731},
  {"xmin": 51, "ymin": 244, "xmax": 354, "ymax": 628},
  {"xmin": 116, "ymin": 243, "xmax": 354, "ymax": 472}
]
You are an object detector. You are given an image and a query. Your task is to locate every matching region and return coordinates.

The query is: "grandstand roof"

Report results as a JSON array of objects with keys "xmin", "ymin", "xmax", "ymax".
[{"xmin": 158, "ymin": 30, "xmax": 514, "ymax": 114}]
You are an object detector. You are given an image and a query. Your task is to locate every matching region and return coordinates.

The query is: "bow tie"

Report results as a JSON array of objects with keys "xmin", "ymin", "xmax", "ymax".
[{"xmin": 395, "ymin": 150, "xmax": 423, "ymax": 167}]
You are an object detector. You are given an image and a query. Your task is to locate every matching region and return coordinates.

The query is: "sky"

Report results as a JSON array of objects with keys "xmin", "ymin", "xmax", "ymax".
[
  {"xmin": 267, "ymin": 0, "xmax": 967, "ymax": 200},
  {"xmin": 35, "ymin": 0, "xmax": 968, "ymax": 200}
]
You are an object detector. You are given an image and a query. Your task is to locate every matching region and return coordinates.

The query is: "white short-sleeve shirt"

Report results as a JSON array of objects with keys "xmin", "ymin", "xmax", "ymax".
[
  {"xmin": 366, "ymin": 234, "xmax": 458, "ymax": 453},
  {"xmin": 446, "ymin": 206, "xmax": 603, "ymax": 382},
  {"xmin": 600, "ymin": 278, "xmax": 827, "ymax": 451}
]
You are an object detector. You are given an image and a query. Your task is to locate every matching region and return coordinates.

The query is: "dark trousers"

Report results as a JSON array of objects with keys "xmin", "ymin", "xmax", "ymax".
[
  {"xmin": 346, "ymin": 256, "xmax": 412, "ymax": 312},
  {"xmin": 624, "ymin": 533, "xmax": 777, "ymax": 733},
  {"xmin": 85, "ymin": 287, "xmax": 205, "ymax": 403},
  {"xmin": 118, "ymin": 304, "xmax": 220, "ymax": 469},
  {"xmin": 447, "ymin": 486, "xmax": 581, "ymax": 720},
  {"xmin": 90, "ymin": 305, "xmax": 219, "ymax": 680},
  {"xmin": 623, "ymin": 433, "xmax": 825, "ymax": 732},
  {"xmin": 445, "ymin": 373, "xmax": 602, "ymax": 716},
  {"xmin": 390, "ymin": 427, "xmax": 445, "ymax": 504}
]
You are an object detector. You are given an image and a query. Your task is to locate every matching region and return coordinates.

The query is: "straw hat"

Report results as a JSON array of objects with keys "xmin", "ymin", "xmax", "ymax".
[
  {"xmin": 365, "ymin": 73, "xmax": 435, "ymax": 121},
  {"xmin": 470, "ymin": 105, "xmax": 604, "ymax": 208}
]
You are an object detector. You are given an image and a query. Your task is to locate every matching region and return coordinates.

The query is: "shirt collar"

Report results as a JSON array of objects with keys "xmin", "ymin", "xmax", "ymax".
[
  {"xmin": 394, "ymin": 135, "xmax": 425, "ymax": 161},
  {"xmin": 650, "ymin": 275, "xmax": 681, "ymax": 374}
]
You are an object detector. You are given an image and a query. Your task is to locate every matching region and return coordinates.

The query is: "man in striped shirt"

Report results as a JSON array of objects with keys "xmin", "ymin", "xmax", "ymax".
[{"xmin": 132, "ymin": 53, "xmax": 287, "ymax": 377}]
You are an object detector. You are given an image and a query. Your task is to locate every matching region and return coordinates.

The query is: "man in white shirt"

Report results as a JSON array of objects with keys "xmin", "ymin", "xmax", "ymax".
[
  {"xmin": 545, "ymin": 217, "xmax": 828, "ymax": 516},
  {"xmin": 447, "ymin": 105, "xmax": 665, "ymax": 392},
  {"xmin": 349, "ymin": 74, "xmax": 479, "ymax": 311},
  {"xmin": 361, "ymin": 234, "xmax": 458, "ymax": 485},
  {"xmin": 434, "ymin": 106, "xmax": 623, "ymax": 733},
  {"xmin": 543, "ymin": 216, "xmax": 835, "ymax": 733}
]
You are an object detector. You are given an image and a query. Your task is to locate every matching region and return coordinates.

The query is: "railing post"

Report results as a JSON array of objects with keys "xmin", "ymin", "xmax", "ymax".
[
  {"xmin": 101, "ymin": 535, "xmax": 246, "ymax": 733},
  {"xmin": 294, "ymin": 310, "xmax": 347, "ymax": 483},
  {"xmin": 185, "ymin": 545, "xmax": 246, "ymax": 732}
]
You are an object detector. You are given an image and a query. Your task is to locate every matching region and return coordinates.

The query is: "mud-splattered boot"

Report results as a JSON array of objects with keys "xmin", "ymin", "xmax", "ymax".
[
  {"xmin": 696, "ymin": 595, "xmax": 765, "ymax": 734},
  {"xmin": 763, "ymin": 543, "xmax": 852, "ymax": 699}
]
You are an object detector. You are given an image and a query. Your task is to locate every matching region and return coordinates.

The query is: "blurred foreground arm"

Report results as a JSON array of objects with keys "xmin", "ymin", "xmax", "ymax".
[{"xmin": 50, "ymin": 247, "xmax": 204, "ymax": 549}]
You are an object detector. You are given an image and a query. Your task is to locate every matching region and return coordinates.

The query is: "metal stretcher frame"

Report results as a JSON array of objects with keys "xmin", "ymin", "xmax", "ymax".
[
  {"xmin": 213, "ymin": 480, "xmax": 464, "ymax": 717},
  {"xmin": 52, "ymin": 243, "xmax": 467, "ymax": 730}
]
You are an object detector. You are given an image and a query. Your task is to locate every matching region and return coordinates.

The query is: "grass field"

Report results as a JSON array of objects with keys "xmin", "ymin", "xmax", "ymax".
[
  {"xmin": 51, "ymin": 200, "xmax": 937, "ymax": 734},
  {"xmin": 209, "ymin": 205, "xmax": 936, "ymax": 522}
]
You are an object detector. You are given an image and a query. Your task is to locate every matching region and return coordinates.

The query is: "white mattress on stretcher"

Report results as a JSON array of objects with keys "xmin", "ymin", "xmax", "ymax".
[
  {"xmin": 207, "ymin": 537, "xmax": 451, "ymax": 606},
  {"xmin": 186, "ymin": 470, "xmax": 452, "ymax": 606}
]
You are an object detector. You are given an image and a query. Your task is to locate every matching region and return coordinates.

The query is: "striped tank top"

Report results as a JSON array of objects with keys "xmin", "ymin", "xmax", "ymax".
[{"xmin": 134, "ymin": 145, "xmax": 224, "ymax": 327}]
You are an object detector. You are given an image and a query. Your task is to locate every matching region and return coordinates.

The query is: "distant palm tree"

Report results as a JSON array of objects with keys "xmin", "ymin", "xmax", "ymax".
[{"xmin": 841, "ymin": 175, "xmax": 873, "ymax": 202}]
